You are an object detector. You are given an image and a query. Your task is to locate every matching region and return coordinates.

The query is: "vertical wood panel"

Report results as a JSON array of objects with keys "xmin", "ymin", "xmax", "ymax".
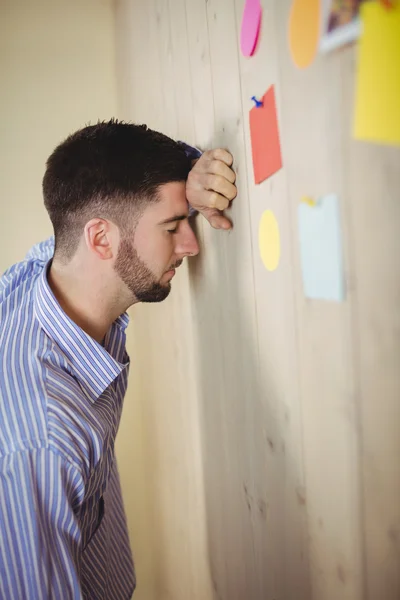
[
  {"xmin": 185, "ymin": 0, "xmax": 268, "ymax": 596},
  {"xmin": 233, "ymin": 0, "xmax": 311, "ymax": 597}
]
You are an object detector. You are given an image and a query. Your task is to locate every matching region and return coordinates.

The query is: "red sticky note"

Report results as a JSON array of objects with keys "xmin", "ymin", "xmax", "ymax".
[{"xmin": 249, "ymin": 85, "xmax": 283, "ymax": 184}]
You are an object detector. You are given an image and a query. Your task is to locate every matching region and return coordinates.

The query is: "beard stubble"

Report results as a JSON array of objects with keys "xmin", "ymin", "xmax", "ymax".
[{"xmin": 114, "ymin": 238, "xmax": 181, "ymax": 303}]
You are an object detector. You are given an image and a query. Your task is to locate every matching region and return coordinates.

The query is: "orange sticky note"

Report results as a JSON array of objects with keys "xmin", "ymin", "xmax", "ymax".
[
  {"xmin": 289, "ymin": 0, "xmax": 320, "ymax": 69},
  {"xmin": 249, "ymin": 86, "xmax": 283, "ymax": 184}
]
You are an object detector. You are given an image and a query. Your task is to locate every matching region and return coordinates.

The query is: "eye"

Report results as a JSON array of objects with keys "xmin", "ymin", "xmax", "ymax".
[{"xmin": 167, "ymin": 225, "xmax": 179, "ymax": 234}]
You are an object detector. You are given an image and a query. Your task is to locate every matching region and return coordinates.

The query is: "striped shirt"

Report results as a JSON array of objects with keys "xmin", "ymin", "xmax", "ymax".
[{"xmin": 0, "ymin": 237, "xmax": 135, "ymax": 599}]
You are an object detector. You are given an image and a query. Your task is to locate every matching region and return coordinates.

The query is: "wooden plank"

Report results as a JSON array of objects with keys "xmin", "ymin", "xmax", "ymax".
[
  {"xmin": 232, "ymin": 0, "xmax": 311, "ymax": 597},
  {"xmin": 185, "ymin": 1, "xmax": 269, "ymax": 598}
]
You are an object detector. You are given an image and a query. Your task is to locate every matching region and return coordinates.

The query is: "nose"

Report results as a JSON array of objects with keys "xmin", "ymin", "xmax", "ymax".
[{"xmin": 175, "ymin": 221, "xmax": 200, "ymax": 258}]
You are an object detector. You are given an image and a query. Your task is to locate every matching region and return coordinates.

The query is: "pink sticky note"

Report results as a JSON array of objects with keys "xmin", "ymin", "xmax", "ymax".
[{"xmin": 240, "ymin": 0, "xmax": 262, "ymax": 57}]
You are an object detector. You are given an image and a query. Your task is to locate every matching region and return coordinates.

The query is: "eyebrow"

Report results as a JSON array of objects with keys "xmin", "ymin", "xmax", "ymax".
[{"xmin": 159, "ymin": 214, "xmax": 188, "ymax": 225}]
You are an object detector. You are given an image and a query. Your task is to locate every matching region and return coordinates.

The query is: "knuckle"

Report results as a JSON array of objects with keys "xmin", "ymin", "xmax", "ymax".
[
  {"xmin": 216, "ymin": 193, "xmax": 228, "ymax": 209},
  {"xmin": 210, "ymin": 147, "xmax": 233, "ymax": 166},
  {"xmin": 213, "ymin": 174, "xmax": 223, "ymax": 190},
  {"xmin": 224, "ymin": 168, "xmax": 235, "ymax": 185},
  {"xmin": 209, "ymin": 192, "xmax": 219, "ymax": 208},
  {"xmin": 221, "ymin": 197, "xmax": 230, "ymax": 210},
  {"xmin": 228, "ymin": 185, "xmax": 237, "ymax": 200},
  {"xmin": 207, "ymin": 174, "xmax": 219, "ymax": 191},
  {"xmin": 222, "ymin": 150, "xmax": 233, "ymax": 166},
  {"xmin": 212, "ymin": 148, "xmax": 225, "ymax": 162},
  {"xmin": 211, "ymin": 159, "xmax": 222, "ymax": 175}
]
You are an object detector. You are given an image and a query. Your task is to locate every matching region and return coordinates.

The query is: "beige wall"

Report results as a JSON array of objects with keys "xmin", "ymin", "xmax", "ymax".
[{"xmin": 0, "ymin": 0, "xmax": 117, "ymax": 272}]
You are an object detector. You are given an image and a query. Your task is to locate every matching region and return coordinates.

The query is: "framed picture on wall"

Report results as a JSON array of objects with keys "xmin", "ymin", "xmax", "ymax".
[{"xmin": 320, "ymin": 0, "xmax": 362, "ymax": 53}]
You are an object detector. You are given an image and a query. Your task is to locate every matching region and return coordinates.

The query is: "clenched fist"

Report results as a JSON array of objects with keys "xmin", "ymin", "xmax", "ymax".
[{"xmin": 186, "ymin": 148, "xmax": 237, "ymax": 230}]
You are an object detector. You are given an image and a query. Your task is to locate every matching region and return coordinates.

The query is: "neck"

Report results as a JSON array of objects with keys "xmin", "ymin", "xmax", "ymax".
[{"xmin": 47, "ymin": 258, "xmax": 129, "ymax": 344}]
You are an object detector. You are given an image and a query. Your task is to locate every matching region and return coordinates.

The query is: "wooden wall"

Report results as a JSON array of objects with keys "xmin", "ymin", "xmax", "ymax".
[{"xmin": 114, "ymin": 1, "xmax": 400, "ymax": 599}]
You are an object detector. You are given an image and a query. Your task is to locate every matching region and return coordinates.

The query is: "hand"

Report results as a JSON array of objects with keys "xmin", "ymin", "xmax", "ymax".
[{"xmin": 186, "ymin": 148, "xmax": 237, "ymax": 230}]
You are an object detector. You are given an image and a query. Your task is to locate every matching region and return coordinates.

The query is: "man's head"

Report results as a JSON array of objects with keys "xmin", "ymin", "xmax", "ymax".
[{"xmin": 43, "ymin": 120, "xmax": 199, "ymax": 304}]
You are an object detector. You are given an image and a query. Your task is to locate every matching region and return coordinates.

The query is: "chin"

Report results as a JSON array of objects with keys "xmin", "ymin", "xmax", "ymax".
[{"xmin": 135, "ymin": 283, "xmax": 171, "ymax": 304}]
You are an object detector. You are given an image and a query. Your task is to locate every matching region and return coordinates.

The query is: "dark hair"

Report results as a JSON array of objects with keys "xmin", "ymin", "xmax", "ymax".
[{"xmin": 43, "ymin": 119, "xmax": 191, "ymax": 260}]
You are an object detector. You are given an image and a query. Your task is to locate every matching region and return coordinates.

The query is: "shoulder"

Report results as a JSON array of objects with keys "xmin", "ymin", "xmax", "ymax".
[
  {"xmin": 0, "ymin": 238, "xmax": 58, "ymax": 455},
  {"xmin": 0, "ymin": 237, "xmax": 54, "ymax": 308}
]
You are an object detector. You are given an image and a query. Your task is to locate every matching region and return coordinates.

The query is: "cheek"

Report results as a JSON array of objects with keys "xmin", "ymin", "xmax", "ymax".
[
  {"xmin": 158, "ymin": 235, "xmax": 175, "ymax": 266},
  {"xmin": 136, "ymin": 232, "xmax": 174, "ymax": 272}
]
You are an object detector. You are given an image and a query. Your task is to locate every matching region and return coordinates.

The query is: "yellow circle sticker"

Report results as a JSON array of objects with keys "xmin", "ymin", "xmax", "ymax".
[{"xmin": 259, "ymin": 210, "xmax": 280, "ymax": 271}]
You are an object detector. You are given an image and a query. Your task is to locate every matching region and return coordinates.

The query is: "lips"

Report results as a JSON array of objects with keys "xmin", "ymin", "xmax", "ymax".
[
  {"xmin": 167, "ymin": 261, "xmax": 182, "ymax": 272},
  {"xmin": 164, "ymin": 260, "xmax": 183, "ymax": 279}
]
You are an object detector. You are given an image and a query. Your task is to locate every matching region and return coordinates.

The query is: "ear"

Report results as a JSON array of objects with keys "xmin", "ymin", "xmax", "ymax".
[{"xmin": 84, "ymin": 218, "xmax": 118, "ymax": 260}]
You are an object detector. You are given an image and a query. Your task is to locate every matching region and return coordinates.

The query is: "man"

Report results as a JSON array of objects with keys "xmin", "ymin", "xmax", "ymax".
[{"xmin": 0, "ymin": 120, "xmax": 237, "ymax": 599}]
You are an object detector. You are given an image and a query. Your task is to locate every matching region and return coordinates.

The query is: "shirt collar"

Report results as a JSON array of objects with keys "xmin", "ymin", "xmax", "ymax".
[{"xmin": 34, "ymin": 260, "xmax": 130, "ymax": 403}]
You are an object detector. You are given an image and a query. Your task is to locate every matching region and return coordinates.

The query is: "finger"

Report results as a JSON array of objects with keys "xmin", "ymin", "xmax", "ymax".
[
  {"xmin": 209, "ymin": 148, "xmax": 233, "ymax": 167},
  {"xmin": 210, "ymin": 214, "xmax": 232, "ymax": 230},
  {"xmin": 206, "ymin": 190, "xmax": 231, "ymax": 211},
  {"xmin": 208, "ymin": 159, "xmax": 236, "ymax": 184},
  {"xmin": 206, "ymin": 175, "xmax": 237, "ymax": 202},
  {"xmin": 199, "ymin": 207, "xmax": 232, "ymax": 230}
]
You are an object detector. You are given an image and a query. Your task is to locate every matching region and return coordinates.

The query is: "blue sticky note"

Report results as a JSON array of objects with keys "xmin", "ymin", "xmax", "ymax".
[{"xmin": 298, "ymin": 194, "xmax": 345, "ymax": 302}]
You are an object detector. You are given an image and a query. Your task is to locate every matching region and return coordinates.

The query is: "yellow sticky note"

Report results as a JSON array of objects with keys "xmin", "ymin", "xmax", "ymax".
[
  {"xmin": 301, "ymin": 196, "xmax": 317, "ymax": 207},
  {"xmin": 259, "ymin": 210, "xmax": 280, "ymax": 271},
  {"xmin": 354, "ymin": 3, "xmax": 400, "ymax": 146}
]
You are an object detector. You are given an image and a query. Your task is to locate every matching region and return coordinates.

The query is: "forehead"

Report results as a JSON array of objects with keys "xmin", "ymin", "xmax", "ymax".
[{"xmin": 142, "ymin": 181, "xmax": 188, "ymax": 223}]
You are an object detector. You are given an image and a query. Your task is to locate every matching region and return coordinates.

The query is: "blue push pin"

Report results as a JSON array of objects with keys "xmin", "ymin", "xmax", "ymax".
[{"xmin": 251, "ymin": 95, "xmax": 263, "ymax": 108}]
